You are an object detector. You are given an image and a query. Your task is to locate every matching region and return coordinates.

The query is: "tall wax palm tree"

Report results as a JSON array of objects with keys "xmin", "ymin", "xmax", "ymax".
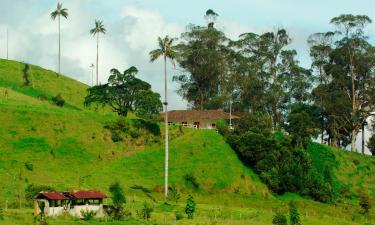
[
  {"xmin": 51, "ymin": 2, "xmax": 68, "ymax": 76},
  {"xmin": 149, "ymin": 36, "xmax": 178, "ymax": 200},
  {"xmin": 90, "ymin": 20, "xmax": 106, "ymax": 85}
]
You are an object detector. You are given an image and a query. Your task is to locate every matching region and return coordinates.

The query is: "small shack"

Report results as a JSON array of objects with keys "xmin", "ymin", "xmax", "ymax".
[
  {"xmin": 33, "ymin": 192, "xmax": 68, "ymax": 217},
  {"xmin": 33, "ymin": 190, "xmax": 107, "ymax": 218},
  {"xmin": 161, "ymin": 109, "xmax": 240, "ymax": 129}
]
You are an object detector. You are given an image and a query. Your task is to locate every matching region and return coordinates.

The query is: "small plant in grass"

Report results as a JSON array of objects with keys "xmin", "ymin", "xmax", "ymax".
[
  {"xmin": 80, "ymin": 209, "xmax": 96, "ymax": 221},
  {"xmin": 52, "ymin": 94, "xmax": 65, "ymax": 107},
  {"xmin": 175, "ymin": 211, "xmax": 183, "ymax": 220},
  {"xmin": 0, "ymin": 206, "xmax": 4, "ymax": 220},
  {"xmin": 359, "ymin": 191, "xmax": 371, "ymax": 214},
  {"xmin": 24, "ymin": 162, "xmax": 34, "ymax": 171},
  {"xmin": 168, "ymin": 185, "xmax": 181, "ymax": 204},
  {"xmin": 185, "ymin": 195, "xmax": 196, "ymax": 219},
  {"xmin": 272, "ymin": 211, "xmax": 287, "ymax": 225},
  {"xmin": 137, "ymin": 202, "xmax": 153, "ymax": 220},
  {"xmin": 289, "ymin": 201, "xmax": 301, "ymax": 225},
  {"xmin": 108, "ymin": 182, "xmax": 126, "ymax": 220},
  {"xmin": 184, "ymin": 173, "xmax": 199, "ymax": 189}
]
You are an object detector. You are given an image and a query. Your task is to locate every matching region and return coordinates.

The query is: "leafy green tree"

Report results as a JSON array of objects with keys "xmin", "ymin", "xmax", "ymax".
[
  {"xmin": 167, "ymin": 185, "xmax": 181, "ymax": 204},
  {"xmin": 50, "ymin": 2, "xmax": 68, "ymax": 76},
  {"xmin": 109, "ymin": 182, "xmax": 126, "ymax": 220},
  {"xmin": 84, "ymin": 66, "xmax": 162, "ymax": 117},
  {"xmin": 185, "ymin": 195, "xmax": 196, "ymax": 219},
  {"xmin": 149, "ymin": 35, "xmax": 178, "ymax": 200},
  {"xmin": 137, "ymin": 202, "xmax": 153, "ymax": 220},
  {"xmin": 52, "ymin": 94, "xmax": 65, "ymax": 107},
  {"xmin": 289, "ymin": 201, "xmax": 301, "ymax": 225},
  {"xmin": 90, "ymin": 20, "xmax": 106, "ymax": 85},
  {"xmin": 272, "ymin": 211, "xmax": 287, "ymax": 225}
]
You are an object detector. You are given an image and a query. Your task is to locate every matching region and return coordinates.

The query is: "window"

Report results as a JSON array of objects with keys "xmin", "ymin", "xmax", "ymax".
[
  {"xmin": 181, "ymin": 122, "xmax": 188, "ymax": 126},
  {"xmin": 194, "ymin": 122, "xmax": 200, "ymax": 128},
  {"xmin": 211, "ymin": 123, "xmax": 216, "ymax": 128}
]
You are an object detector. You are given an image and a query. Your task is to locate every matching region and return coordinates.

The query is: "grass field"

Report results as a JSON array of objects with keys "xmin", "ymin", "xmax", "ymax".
[{"xmin": 0, "ymin": 58, "xmax": 374, "ymax": 224}]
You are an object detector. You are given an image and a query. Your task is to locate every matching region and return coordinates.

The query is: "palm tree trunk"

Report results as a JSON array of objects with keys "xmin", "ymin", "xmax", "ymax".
[
  {"xmin": 96, "ymin": 33, "xmax": 99, "ymax": 85},
  {"xmin": 164, "ymin": 55, "xmax": 169, "ymax": 201},
  {"xmin": 58, "ymin": 15, "xmax": 61, "ymax": 76}
]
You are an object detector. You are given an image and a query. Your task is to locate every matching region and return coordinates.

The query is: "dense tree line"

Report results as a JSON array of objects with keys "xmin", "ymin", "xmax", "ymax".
[{"xmin": 174, "ymin": 10, "xmax": 375, "ymax": 154}]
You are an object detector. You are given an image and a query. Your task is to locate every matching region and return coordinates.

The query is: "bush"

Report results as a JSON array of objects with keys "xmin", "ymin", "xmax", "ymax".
[
  {"xmin": 216, "ymin": 119, "xmax": 229, "ymax": 135},
  {"xmin": 184, "ymin": 173, "xmax": 199, "ymax": 189},
  {"xmin": 80, "ymin": 209, "xmax": 96, "ymax": 221},
  {"xmin": 24, "ymin": 162, "xmax": 34, "ymax": 171},
  {"xmin": 0, "ymin": 206, "xmax": 4, "ymax": 220},
  {"xmin": 185, "ymin": 195, "xmax": 196, "ymax": 219},
  {"xmin": 168, "ymin": 185, "xmax": 181, "ymax": 204},
  {"xmin": 137, "ymin": 202, "xmax": 153, "ymax": 220},
  {"xmin": 109, "ymin": 182, "xmax": 126, "ymax": 220},
  {"xmin": 359, "ymin": 191, "xmax": 371, "ymax": 214},
  {"xmin": 22, "ymin": 64, "xmax": 30, "ymax": 86},
  {"xmin": 111, "ymin": 133, "xmax": 122, "ymax": 142},
  {"xmin": 52, "ymin": 94, "xmax": 65, "ymax": 107},
  {"xmin": 175, "ymin": 211, "xmax": 183, "ymax": 220},
  {"xmin": 289, "ymin": 201, "xmax": 301, "ymax": 225},
  {"xmin": 272, "ymin": 211, "xmax": 287, "ymax": 225}
]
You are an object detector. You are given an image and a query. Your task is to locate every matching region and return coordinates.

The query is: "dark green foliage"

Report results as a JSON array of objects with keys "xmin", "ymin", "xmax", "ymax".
[
  {"xmin": 185, "ymin": 195, "xmax": 196, "ymax": 219},
  {"xmin": 367, "ymin": 134, "xmax": 375, "ymax": 156},
  {"xmin": 108, "ymin": 182, "xmax": 126, "ymax": 220},
  {"xmin": 52, "ymin": 94, "xmax": 65, "ymax": 107},
  {"xmin": 80, "ymin": 209, "xmax": 96, "ymax": 221},
  {"xmin": 131, "ymin": 119, "xmax": 160, "ymax": 136},
  {"xmin": 359, "ymin": 191, "xmax": 372, "ymax": 214},
  {"xmin": 175, "ymin": 211, "xmax": 183, "ymax": 220},
  {"xmin": 216, "ymin": 119, "xmax": 229, "ymax": 135},
  {"xmin": 272, "ymin": 211, "xmax": 287, "ymax": 225},
  {"xmin": 25, "ymin": 184, "xmax": 55, "ymax": 206},
  {"xmin": 289, "ymin": 201, "xmax": 301, "ymax": 225},
  {"xmin": 24, "ymin": 162, "xmax": 34, "ymax": 171},
  {"xmin": 22, "ymin": 64, "xmax": 30, "ymax": 86},
  {"xmin": 184, "ymin": 173, "xmax": 199, "ymax": 189},
  {"xmin": 0, "ymin": 206, "xmax": 3, "ymax": 220},
  {"xmin": 167, "ymin": 185, "xmax": 181, "ymax": 204},
  {"xmin": 84, "ymin": 66, "xmax": 162, "ymax": 117},
  {"xmin": 137, "ymin": 202, "xmax": 153, "ymax": 220}
]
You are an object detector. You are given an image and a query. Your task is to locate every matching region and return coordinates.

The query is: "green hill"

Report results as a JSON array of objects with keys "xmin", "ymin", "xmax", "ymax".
[{"xmin": 0, "ymin": 59, "xmax": 374, "ymax": 225}]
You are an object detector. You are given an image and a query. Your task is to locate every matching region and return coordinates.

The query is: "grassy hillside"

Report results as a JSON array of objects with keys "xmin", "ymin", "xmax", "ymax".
[{"xmin": 0, "ymin": 59, "xmax": 374, "ymax": 224}]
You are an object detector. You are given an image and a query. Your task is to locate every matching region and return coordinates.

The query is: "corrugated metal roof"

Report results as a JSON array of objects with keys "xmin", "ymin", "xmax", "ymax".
[
  {"xmin": 68, "ymin": 190, "xmax": 107, "ymax": 199},
  {"xmin": 34, "ymin": 192, "xmax": 68, "ymax": 200},
  {"xmin": 162, "ymin": 110, "xmax": 240, "ymax": 121}
]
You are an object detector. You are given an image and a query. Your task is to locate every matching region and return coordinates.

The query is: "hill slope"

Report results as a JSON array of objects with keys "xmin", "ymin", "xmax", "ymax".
[{"xmin": 0, "ymin": 59, "xmax": 374, "ymax": 225}]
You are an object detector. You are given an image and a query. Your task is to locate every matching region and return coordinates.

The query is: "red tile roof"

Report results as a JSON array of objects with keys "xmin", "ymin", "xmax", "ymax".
[
  {"xmin": 34, "ymin": 192, "xmax": 68, "ymax": 200},
  {"xmin": 68, "ymin": 190, "xmax": 107, "ymax": 199},
  {"xmin": 162, "ymin": 110, "xmax": 240, "ymax": 121}
]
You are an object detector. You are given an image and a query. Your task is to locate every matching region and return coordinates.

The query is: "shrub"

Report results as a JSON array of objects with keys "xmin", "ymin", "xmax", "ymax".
[
  {"xmin": 52, "ymin": 94, "xmax": 65, "ymax": 107},
  {"xmin": 109, "ymin": 182, "xmax": 126, "ymax": 220},
  {"xmin": 185, "ymin": 195, "xmax": 196, "ymax": 219},
  {"xmin": 359, "ymin": 191, "xmax": 372, "ymax": 214},
  {"xmin": 80, "ymin": 209, "xmax": 96, "ymax": 221},
  {"xmin": 184, "ymin": 173, "xmax": 199, "ymax": 189},
  {"xmin": 272, "ymin": 211, "xmax": 287, "ymax": 225},
  {"xmin": 175, "ymin": 211, "xmax": 183, "ymax": 220},
  {"xmin": 0, "ymin": 206, "xmax": 4, "ymax": 220},
  {"xmin": 289, "ymin": 201, "xmax": 301, "ymax": 225},
  {"xmin": 216, "ymin": 119, "xmax": 229, "ymax": 135},
  {"xmin": 111, "ymin": 133, "xmax": 122, "ymax": 142},
  {"xmin": 24, "ymin": 162, "xmax": 34, "ymax": 171},
  {"xmin": 168, "ymin": 185, "xmax": 181, "ymax": 204},
  {"xmin": 22, "ymin": 64, "xmax": 30, "ymax": 86},
  {"xmin": 137, "ymin": 202, "xmax": 153, "ymax": 220}
]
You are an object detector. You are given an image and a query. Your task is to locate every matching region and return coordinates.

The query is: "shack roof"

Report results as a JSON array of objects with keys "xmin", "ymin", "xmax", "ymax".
[
  {"xmin": 34, "ymin": 192, "xmax": 68, "ymax": 201},
  {"xmin": 67, "ymin": 190, "xmax": 107, "ymax": 199},
  {"xmin": 161, "ymin": 110, "xmax": 240, "ymax": 121}
]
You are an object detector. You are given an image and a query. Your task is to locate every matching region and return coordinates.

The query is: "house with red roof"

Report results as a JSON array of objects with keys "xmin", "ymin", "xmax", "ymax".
[{"xmin": 33, "ymin": 190, "xmax": 107, "ymax": 218}]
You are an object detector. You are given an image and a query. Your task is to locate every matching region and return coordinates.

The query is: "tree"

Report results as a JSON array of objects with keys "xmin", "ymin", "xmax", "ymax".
[
  {"xmin": 272, "ymin": 211, "xmax": 287, "ymax": 225},
  {"xmin": 149, "ymin": 35, "xmax": 178, "ymax": 200},
  {"xmin": 51, "ymin": 2, "xmax": 68, "ymax": 76},
  {"xmin": 90, "ymin": 20, "xmax": 106, "ymax": 85},
  {"xmin": 84, "ymin": 66, "xmax": 162, "ymax": 117},
  {"xmin": 289, "ymin": 201, "xmax": 301, "ymax": 225},
  {"xmin": 330, "ymin": 14, "xmax": 374, "ymax": 151},
  {"xmin": 109, "ymin": 182, "xmax": 126, "ymax": 220},
  {"xmin": 137, "ymin": 202, "xmax": 153, "ymax": 220},
  {"xmin": 22, "ymin": 64, "xmax": 30, "ymax": 86},
  {"xmin": 185, "ymin": 195, "xmax": 196, "ymax": 219}
]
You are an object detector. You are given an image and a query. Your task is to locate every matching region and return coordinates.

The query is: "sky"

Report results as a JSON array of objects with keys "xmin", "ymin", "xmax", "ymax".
[{"xmin": 0, "ymin": 0, "xmax": 374, "ymax": 151}]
